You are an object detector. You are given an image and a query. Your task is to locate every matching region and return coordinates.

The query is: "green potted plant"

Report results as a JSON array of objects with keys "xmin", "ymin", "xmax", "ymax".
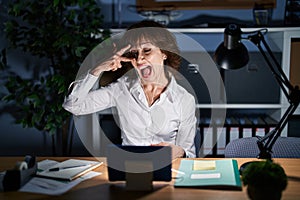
[
  {"xmin": 0, "ymin": 0, "xmax": 110, "ymax": 155},
  {"xmin": 242, "ymin": 160, "xmax": 288, "ymax": 200}
]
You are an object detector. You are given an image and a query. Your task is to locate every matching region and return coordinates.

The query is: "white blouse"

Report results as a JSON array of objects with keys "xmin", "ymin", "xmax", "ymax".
[{"xmin": 63, "ymin": 72, "xmax": 197, "ymax": 158}]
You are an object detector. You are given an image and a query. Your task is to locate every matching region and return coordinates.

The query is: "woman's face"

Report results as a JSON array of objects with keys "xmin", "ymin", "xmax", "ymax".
[{"xmin": 129, "ymin": 39, "xmax": 167, "ymax": 84}]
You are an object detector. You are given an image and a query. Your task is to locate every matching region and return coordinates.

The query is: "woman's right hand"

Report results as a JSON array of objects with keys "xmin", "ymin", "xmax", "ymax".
[{"xmin": 90, "ymin": 44, "xmax": 132, "ymax": 77}]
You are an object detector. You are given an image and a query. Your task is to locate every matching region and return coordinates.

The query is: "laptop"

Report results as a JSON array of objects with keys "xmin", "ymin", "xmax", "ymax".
[{"xmin": 106, "ymin": 145, "xmax": 172, "ymax": 182}]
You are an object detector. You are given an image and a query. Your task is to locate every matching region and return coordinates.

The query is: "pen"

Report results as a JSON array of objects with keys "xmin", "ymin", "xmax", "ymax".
[{"xmin": 48, "ymin": 164, "xmax": 90, "ymax": 172}]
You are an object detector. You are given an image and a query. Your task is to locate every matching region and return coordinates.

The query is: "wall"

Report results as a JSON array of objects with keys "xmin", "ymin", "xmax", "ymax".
[{"xmin": 100, "ymin": 0, "xmax": 286, "ymax": 28}]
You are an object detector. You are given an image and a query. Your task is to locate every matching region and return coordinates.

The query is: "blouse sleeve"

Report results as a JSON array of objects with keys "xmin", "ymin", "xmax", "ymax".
[
  {"xmin": 175, "ymin": 94, "xmax": 197, "ymax": 158},
  {"xmin": 62, "ymin": 72, "xmax": 115, "ymax": 115}
]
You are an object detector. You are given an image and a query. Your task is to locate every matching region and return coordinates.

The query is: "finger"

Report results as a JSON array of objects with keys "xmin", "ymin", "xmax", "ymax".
[
  {"xmin": 109, "ymin": 60, "xmax": 122, "ymax": 71},
  {"xmin": 119, "ymin": 56, "xmax": 134, "ymax": 63},
  {"xmin": 112, "ymin": 57, "xmax": 123, "ymax": 67},
  {"xmin": 151, "ymin": 142, "xmax": 168, "ymax": 146},
  {"xmin": 110, "ymin": 64, "xmax": 118, "ymax": 71},
  {"xmin": 160, "ymin": 142, "xmax": 169, "ymax": 146},
  {"xmin": 116, "ymin": 44, "xmax": 131, "ymax": 56}
]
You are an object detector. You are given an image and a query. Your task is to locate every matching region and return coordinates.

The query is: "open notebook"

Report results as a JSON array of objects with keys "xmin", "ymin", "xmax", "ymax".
[{"xmin": 36, "ymin": 159, "xmax": 103, "ymax": 181}]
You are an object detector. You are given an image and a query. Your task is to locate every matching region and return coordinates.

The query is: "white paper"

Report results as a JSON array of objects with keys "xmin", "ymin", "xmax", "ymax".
[
  {"xmin": 18, "ymin": 159, "xmax": 102, "ymax": 195},
  {"xmin": 19, "ymin": 171, "xmax": 101, "ymax": 195},
  {"xmin": 37, "ymin": 159, "xmax": 59, "ymax": 171},
  {"xmin": 190, "ymin": 173, "xmax": 221, "ymax": 179},
  {"xmin": 36, "ymin": 159, "xmax": 102, "ymax": 180}
]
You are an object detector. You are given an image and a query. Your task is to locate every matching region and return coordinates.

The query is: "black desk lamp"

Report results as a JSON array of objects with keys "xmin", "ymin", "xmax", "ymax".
[{"xmin": 214, "ymin": 24, "xmax": 300, "ymax": 170}]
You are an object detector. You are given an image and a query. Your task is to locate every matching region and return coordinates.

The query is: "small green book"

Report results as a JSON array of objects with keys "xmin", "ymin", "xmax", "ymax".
[{"xmin": 174, "ymin": 159, "xmax": 242, "ymax": 190}]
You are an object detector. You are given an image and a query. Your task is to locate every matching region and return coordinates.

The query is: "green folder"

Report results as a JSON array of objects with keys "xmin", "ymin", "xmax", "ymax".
[{"xmin": 174, "ymin": 159, "xmax": 242, "ymax": 190}]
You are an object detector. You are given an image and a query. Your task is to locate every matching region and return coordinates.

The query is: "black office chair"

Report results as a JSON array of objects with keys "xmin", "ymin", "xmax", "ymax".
[{"xmin": 224, "ymin": 136, "xmax": 300, "ymax": 158}]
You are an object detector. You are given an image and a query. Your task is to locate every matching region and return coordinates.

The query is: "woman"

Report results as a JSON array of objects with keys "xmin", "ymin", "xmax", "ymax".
[{"xmin": 63, "ymin": 20, "xmax": 197, "ymax": 159}]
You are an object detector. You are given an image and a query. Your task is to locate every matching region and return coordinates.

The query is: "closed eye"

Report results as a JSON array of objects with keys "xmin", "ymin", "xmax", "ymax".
[{"xmin": 143, "ymin": 48, "xmax": 151, "ymax": 54}]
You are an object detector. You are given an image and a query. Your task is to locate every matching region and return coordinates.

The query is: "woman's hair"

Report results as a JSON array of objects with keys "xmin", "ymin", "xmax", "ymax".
[{"xmin": 121, "ymin": 20, "xmax": 181, "ymax": 71}]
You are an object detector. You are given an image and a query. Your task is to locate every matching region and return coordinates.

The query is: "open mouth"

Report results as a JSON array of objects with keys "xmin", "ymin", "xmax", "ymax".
[{"xmin": 140, "ymin": 65, "xmax": 152, "ymax": 78}]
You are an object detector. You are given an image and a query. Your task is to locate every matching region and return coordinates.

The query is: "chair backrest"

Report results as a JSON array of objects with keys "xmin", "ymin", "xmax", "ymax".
[{"xmin": 224, "ymin": 137, "xmax": 300, "ymax": 158}]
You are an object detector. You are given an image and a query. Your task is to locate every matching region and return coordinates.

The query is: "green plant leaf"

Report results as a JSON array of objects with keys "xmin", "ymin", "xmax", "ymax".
[
  {"xmin": 2, "ymin": 0, "xmax": 109, "ymax": 136},
  {"xmin": 75, "ymin": 46, "xmax": 86, "ymax": 57},
  {"xmin": 53, "ymin": 0, "xmax": 60, "ymax": 7}
]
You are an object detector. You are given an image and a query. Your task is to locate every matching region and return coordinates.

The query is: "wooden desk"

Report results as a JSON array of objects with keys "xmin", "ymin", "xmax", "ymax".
[{"xmin": 0, "ymin": 157, "xmax": 299, "ymax": 200}]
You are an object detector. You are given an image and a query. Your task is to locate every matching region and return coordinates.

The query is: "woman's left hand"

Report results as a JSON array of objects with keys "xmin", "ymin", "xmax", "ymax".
[{"xmin": 151, "ymin": 142, "xmax": 185, "ymax": 160}]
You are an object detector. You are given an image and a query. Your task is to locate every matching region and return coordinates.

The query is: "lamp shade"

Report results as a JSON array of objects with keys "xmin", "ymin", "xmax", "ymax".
[{"xmin": 214, "ymin": 24, "xmax": 249, "ymax": 70}]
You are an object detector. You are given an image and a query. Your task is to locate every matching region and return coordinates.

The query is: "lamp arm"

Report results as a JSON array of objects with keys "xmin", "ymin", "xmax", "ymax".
[
  {"xmin": 246, "ymin": 31, "xmax": 300, "ymax": 159},
  {"xmin": 248, "ymin": 32, "xmax": 293, "ymax": 98},
  {"xmin": 261, "ymin": 33, "xmax": 294, "ymax": 90},
  {"xmin": 257, "ymin": 103, "xmax": 298, "ymax": 159}
]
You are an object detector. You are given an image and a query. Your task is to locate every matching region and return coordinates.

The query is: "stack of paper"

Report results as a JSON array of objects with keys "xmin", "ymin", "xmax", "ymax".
[
  {"xmin": 36, "ymin": 159, "xmax": 102, "ymax": 181},
  {"xmin": 19, "ymin": 159, "xmax": 102, "ymax": 195}
]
